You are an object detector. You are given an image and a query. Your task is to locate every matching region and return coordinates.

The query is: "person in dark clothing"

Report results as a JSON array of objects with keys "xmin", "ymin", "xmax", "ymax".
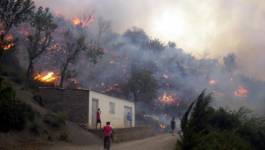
[
  {"xmin": 170, "ymin": 117, "xmax": 176, "ymax": 136},
  {"xmin": 127, "ymin": 111, "xmax": 132, "ymax": 127},
  {"xmin": 103, "ymin": 122, "xmax": 113, "ymax": 150},
  {"xmin": 96, "ymin": 108, "xmax": 101, "ymax": 129}
]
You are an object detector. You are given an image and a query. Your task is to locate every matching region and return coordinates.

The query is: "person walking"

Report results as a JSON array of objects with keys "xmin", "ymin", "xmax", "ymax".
[
  {"xmin": 96, "ymin": 108, "xmax": 102, "ymax": 129},
  {"xmin": 103, "ymin": 122, "xmax": 113, "ymax": 150},
  {"xmin": 170, "ymin": 117, "xmax": 176, "ymax": 136}
]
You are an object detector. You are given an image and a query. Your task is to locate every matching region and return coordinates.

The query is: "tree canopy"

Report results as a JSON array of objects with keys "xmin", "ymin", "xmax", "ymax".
[{"xmin": 124, "ymin": 69, "xmax": 158, "ymax": 103}]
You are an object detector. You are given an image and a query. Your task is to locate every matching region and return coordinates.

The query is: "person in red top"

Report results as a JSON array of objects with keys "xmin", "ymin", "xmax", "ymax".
[
  {"xmin": 96, "ymin": 108, "xmax": 101, "ymax": 129},
  {"xmin": 103, "ymin": 122, "xmax": 113, "ymax": 150}
]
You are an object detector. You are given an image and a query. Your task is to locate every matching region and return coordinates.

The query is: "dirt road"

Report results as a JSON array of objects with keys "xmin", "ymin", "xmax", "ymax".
[{"xmin": 42, "ymin": 134, "xmax": 177, "ymax": 150}]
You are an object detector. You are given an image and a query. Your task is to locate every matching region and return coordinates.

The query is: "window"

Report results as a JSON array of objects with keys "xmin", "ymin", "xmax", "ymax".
[{"xmin": 109, "ymin": 102, "xmax": 115, "ymax": 114}]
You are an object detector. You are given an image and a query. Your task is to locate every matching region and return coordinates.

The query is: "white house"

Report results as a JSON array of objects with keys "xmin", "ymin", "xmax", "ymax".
[
  {"xmin": 39, "ymin": 87, "xmax": 135, "ymax": 129},
  {"xmin": 88, "ymin": 91, "xmax": 135, "ymax": 128}
]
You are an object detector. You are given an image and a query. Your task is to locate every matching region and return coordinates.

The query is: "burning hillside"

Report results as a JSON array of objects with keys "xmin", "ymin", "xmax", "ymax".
[
  {"xmin": 71, "ymin": 16, "xmax": 95, "ymax": 28},
  {"xmin": 159, "ymin": 93, "xmax": 179, "ymax": 105},
  {"xmin": 234, "ymin": 86, "xmax": 248, "ymax": 97},
  {"xmin": 0, "ymin": 34, "xmax": 14, "ymax": 51},
  {"xmin": 33, "ymin": 72, "xmax": 59, "ymax": 85},
  {"xmin": 1, "ymin": 0, "xmax": 263, "ymax": 117}
]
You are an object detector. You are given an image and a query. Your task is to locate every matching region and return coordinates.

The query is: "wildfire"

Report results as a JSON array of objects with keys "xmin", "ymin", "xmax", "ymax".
[
  {"xmin": 72, "ymin": 17, "xmax": 82, "ymax": 26},
  {"xmin": 1, "ymin": 34, "xmax": 14, "ymax": 51},
  {"xmin": 71, "ymin": 16, "xmax": 95, "ymax": 27},
  {"xmin": 160, "ymin": 124, "xmax": 166, "ymax": 129},
  {"xmin": 208, "ymin": 79, "xmax": 218, "ymax": 85},
  {"xmin": 159, "ymin": 93, "xmax": 176, "ymax": 105},
  {"xmin": 3, "ymin": 43, "xmax": 14, "ymax": 50},
  {"xmin": 34, "ymin": 72, "xmax": 59, "ymax": 84},
  {"xmin": 104, "ymin": 83, "xmax": 121, "ymax": 93},
  {"xmin": 234, "ymin": 86, "xmax": 248, "ymax": 97}
]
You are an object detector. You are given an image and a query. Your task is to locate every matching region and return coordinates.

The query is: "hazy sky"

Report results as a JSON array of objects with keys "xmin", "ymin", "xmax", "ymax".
[{"xmin": 35, "ymin": 0, "xmax": 265, "ymax": 80}]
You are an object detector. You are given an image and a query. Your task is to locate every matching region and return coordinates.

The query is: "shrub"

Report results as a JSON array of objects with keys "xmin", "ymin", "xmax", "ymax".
[
  {"xmin": 33, "ymin": 95, "xmax": 45, "ymax": 107},
  {"xmin": 194, "ymin": 131, "xmax": 252, "ymax": 150},
  {"xmin": 58, "ymin": 131, "xmax": 69, "ymax": 142},
  {"xmin": 0, "ymin": 78, "xmax": 35, "ymax": 132},
  {"xmin": 28, "ymin": 118, "xmax": 42, "ymax": 135},
  {"xmin": 43, "ymin": 112, "xmax": 67, "ymax": 128},
  {"xmin": 178, "ymin": 91, "xmax": 265, "ymax": 150}
]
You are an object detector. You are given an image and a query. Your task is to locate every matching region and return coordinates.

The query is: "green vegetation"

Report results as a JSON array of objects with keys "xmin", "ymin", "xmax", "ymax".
[
  {"xmin": 178, "ymin": 91, "xmax": 265, "ymax": 150},
  {"xmin": 123, "ymin": 69, "xmax": 158, "ymax": 102},
  {"xmin": 43, "ymin": 112, "xmax": 67, "ymax": 128},
  {"xmin": 0, "ymin": 77, "xmax": 35, "ymax": 132}
]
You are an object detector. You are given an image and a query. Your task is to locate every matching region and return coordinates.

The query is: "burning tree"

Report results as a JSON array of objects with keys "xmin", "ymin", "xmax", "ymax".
[
  {"xmin": 26, "ymin": 7, "xmax": 57, "ymax": 78},
  {"xmin": 0, "ymin": 0, "xmax": 34, "ymax": 36},
  {"xmin": 33, "ymin": 71, "xmax": 59, "ymax": 85},
  {"xmin": 71, "ymin": 14, "xmax": 95, "ymax": 28},
  {"xmin": 0, "ymin": 0, "xmax": 34, "ymax": 56},
  {"xmin": 59, "ymin": 30, "xmax": 104, "ymax": 87}
]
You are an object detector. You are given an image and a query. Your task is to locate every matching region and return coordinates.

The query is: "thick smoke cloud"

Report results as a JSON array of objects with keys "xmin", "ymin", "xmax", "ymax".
[
  {"xmin": 32, "ymin": 0, "xmax": 265, "ymax": 115},
  {"xmin": 34, "ymin": 0, "xmax": 265, "ymax": 80}
]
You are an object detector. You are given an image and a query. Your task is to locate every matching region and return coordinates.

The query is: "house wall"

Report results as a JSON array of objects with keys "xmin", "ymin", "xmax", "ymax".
[
  {"xmin": 39, "ymin": 88, "xmax": 89, "ymax": 124},
  {"xmin": 88, "ymin": 91, "xmax": 135, "ymax": 129}
]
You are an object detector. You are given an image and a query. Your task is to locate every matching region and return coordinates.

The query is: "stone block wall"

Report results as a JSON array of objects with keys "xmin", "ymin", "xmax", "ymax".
[{"xmin": 39, "ymin": 88, "xmax": 89, "ymax": 124}]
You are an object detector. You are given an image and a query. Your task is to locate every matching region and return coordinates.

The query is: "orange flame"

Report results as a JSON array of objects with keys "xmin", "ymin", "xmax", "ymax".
[
  {"xmin": 234, "ymin": 86, "xmax": 248, "ymax": 97},
  {"xmin": 3, "ymin": 43, "xmax": 14, "ymax": 50},
  {"xmin": 208, "ymin": 79, "xmax": 218, "ymax": 85},
  {"xmin": 160, "ymin": 124, "xmax": 166, "ymax": 129},
  {"xmin": 71, "ymin": 16, "xmax": 95, "ymax": 27},
  {"xmin": 159, "ymin": 93, "xmax": 176, "ymax": 105},
  {"xmin": 72, "ymin": 17, "xmax": 82, "ymax": 26},
  {"xmin": 34, "ymin": 72, "xmax": 59, "ymax": 84},
  {"xmin": 1, "ymin": 34, "xmax": 14, "ymax": 51}
]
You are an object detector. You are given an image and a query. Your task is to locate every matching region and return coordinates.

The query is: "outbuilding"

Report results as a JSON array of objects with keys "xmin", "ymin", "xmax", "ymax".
[{"xmin": 39, "ymin": 87, "xmax": 135, "ymax": 129}]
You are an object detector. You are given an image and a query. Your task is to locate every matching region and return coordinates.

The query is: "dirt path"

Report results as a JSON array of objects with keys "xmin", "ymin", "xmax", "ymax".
[{"xmin": 42, "ymin": 134, "xmax": 177, "ymax": 150}]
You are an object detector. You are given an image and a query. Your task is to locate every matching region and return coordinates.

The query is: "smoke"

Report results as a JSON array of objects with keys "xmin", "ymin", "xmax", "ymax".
[
  {"xmin": 33, "ymin": 0, "xmax": 265, "ymax": 81},
  {"xmin": 29, "ymin": 0, "xmax": 265, "ymax": 115},
  {"xmin": 71, "ymin": 27, "xmax": 264, "ymax": 115}
]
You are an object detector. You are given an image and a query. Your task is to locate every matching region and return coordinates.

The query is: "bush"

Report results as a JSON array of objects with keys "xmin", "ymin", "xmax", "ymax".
[
  {"xmin": 28, "ymin": 118, "xmax": 42, "ymax": 135},
  {"xmin": 0, "ymin": 64, "xmax": 26, "ymax": 84},
  {"xmin": 33, "ymin": 95, "xmax": 45, "ymax": 107},
  {"xmin": 0, "ymin": 78, "xmax": 35, "ymax": 132},
  {"xmin": 43, "ymin": 112, "xmax": 67, "ymax": 128},
  {"xmin": 194, "ymin": 131, "xmax": 252, "ymax": 150},
  {"xmin": 178, "ymin": 91, "xmax": 265, "ymax": 150},
  {"xmin": 58, "ymin": 131, "xmax": 69, "ymax": 142}
]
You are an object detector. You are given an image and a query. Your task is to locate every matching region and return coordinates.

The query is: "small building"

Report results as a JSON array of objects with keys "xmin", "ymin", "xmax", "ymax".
[{"xmin": 39, "ymin": 87, "xmax": 135, "ymax": 129}]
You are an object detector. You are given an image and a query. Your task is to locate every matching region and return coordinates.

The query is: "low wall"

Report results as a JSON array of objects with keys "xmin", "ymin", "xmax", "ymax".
[
  {"xmin": 38, "ymin": 87, "xmax": 89, "ymax": 124},
  {"xmin": 88, "ymin": 127, "xmax": 155, "ymax": 143}
]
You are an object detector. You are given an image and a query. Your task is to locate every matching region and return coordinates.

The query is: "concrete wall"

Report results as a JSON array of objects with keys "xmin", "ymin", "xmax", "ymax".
[
  {"xmin": 39, "ymin": 88, "xmax": 135, "ymax": 128},
  {"xmin": 88, "ymin": 127, "xmax": 154, "ymax": 143},
  {"xmin": 88, "ymin": 91, "xmax": 135, "ymax": 129},
  {"xmin": 39, "ymin": 88, "xmax": 89, "ymax": 124}
]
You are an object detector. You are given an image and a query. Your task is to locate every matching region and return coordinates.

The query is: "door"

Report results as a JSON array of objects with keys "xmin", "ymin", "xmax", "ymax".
[
  {"xmin": 124, "ymin": 106, "xmax": 132, "ymax": 128},
  {"xmin": 92, "ymin": 98, "xmax": 99, "ymax": 128}
]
